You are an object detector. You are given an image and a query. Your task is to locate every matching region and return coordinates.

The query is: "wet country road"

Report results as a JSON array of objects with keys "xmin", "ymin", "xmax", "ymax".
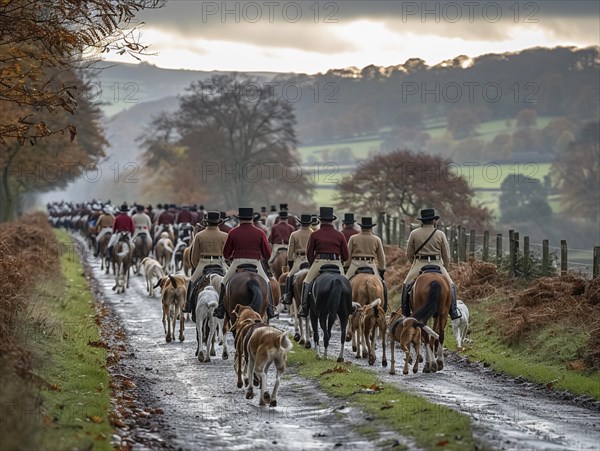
[
  {"xmin": 79, "ymin": 241, "xmax": 405, "ymax": 450},
  {"xmin": 78, "ymin": 237, "xmax": 600, "ymax": 451}
]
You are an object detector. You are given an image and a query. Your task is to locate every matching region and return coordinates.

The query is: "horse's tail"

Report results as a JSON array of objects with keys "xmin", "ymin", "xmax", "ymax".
[
  {"xmin": 413, "ymin": 280, "xmax": 440, "ymax": 323},
  {"xmin": 327, "ymin": 277, "xmax": 343, "ymax": 315},
  {"xmin": 366, "ymin": 279, "xmax": 381, "ymax": 318},
  {"xmin": 247, "ymin": 279, "xmax": 263, "ymax": 313},
  {"xmin": 168, "ymin": 274, "xmax": 177, "ymax": 288}
]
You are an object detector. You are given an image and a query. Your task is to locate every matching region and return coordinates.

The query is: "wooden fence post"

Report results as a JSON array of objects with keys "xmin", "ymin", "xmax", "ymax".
[
  {"xmin": 482, "ymin": 231, "xmax": 489, "ymax": 262},
  {"xmin": 469, "ymin": 229, "xmax": 476, "ymax": 260},
  {"xmin": 513, "ymin": 232, "xmax": 519, "ymax": 277},
  {"xmin": 399, "ymin": 220, "xmax": 405, "ymax": 248},
  {"xmin": 460, "ymin": 228, "xmax": 468, "ymax": 263},
  {"xmin": 542, "ymin": 239, "xmax": 549, "ymax": 275},
  {"xmin": 561, "ymin": 240, "xmax": 568, "ymax": 275},
  {"xmin": 496, "ymin": 233, "xmax": 502, "ymax": 268},
  {"xmin": 385, "ymin": 213, "xmax": 391, "ymax": 245},
  {"xmin": 392, "ymin": 217, "xmax": 398, "ymax": 244},
  {"xmin": 377, "ymin": 212, "xmax": 385, "ymax": 240},
  {"xmin": 508, "ymin": 230, "xmax": 515, "ymax": 275},
  {"xmin": 523, "ymin": 236, "xmax": 530, "ymax": 278},
  {"xmin": 593, "ymin": 246, "xmax": 600, "ymax": 278}
]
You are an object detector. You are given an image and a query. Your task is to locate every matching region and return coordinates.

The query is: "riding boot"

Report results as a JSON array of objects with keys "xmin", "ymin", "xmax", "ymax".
[
  {"xmin": 94, "ymin": 241, "xmax": 99, "ymax": 258},
  {"xmin": 382, "ymin": 280, "xmax": 389, "ymax": 312},
  {"xmin": 401, "ymin": 283, "xmax": 411, "ymax": 317},
  {"xmin": 213, "ymin": 283, "xmax": 227, "ymax": 319},
  {"xmin": 298, "ymin": 282, "xmax": 310, "ymax": 318},
  {"xmin": 107, "ymin": 245, "xmax": 113, "ymax": 259},
  {"xmin": 282, "ymin": 275, "xmax": 293, "ymax": 305},
  {"xmin": 183, "ymin": 280, "xmax": 194, "ymax": 313},
  {"xmin": 449, "ymin": 283, "xmax": 462, "ymax": 320}
]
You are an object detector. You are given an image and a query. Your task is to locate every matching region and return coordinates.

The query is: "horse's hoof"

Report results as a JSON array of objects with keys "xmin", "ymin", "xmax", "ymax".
[
  {"xmin": 246, "ymin": 391, "xmax": 254, "ymax": 400},
  {"xmin": 204, "ymin": 356, "xmax": 211, "ymax": 363},
  {"xmin": 244, "ymin": 378, "xmax": 249, "ymax": 387},
  {"xmin": 368, "ymin": 357, "xmax": 375, "ymax": 366},
  {"xmin": 437, "ymin": 360, "xmax": 444, "ymax": 371},
  {"xmin": 304, "ymin": 342, "xmax": 311, "ymax": 349},
  {"xmin": 269, "ymin": 400, "xmax": 277, "ymax": 408},
  {"xmin": 419, "ymin": 355, "xmax": 424, "ymax": 363},
  {"xmin": 294, "ymin": 333, "xmax": 300, "ymax": 342},
  {"xmin": 166, "ymin": 336, "xmax": 172, "ymax": 343},
  {"xmin": 337, "ymin": 357, "xmax": 344, "ymax": 363},
  {"xmin": 179, "ymin": 335, "xmax": 185, "ymax": 342},
  {"xmin": 237, "ymin": 381, "xmax": 243, "ymax": 389},
  {"xmin": 210, "ymin": 349, "xmax": 216, "ymax": 357},
  {"xmin": 222, "ymin": 353, "xmax": 229, "ymax": 360},
  {"xmin": 413, "ymin": 367, "xmax": 418, "ymax": 374},
  {"xmin": 389, "ymin": 370, "xmax": 396, "ymax": 375},
  {"xmin": 423, "ymin": 364, "xmax": 430, "ymax": 373},
  {"xmin": 263, "ymin": 392, "xmax": 270, "ymax": 402},
  {"xmin": 382, "ymin": 360, "xmax": 388, "ymax": 367},
  {"xmin": 259, "ymin": 399, "xmax": 266, "ymax": 406},
  {"xmin": 299, "ymin": 339, "xmax": 305, "ymax": 345},
  {"xmin": 352, "ymin": 345, "xmax": 357, "ymax": 352},
  {"xmin": 345, "ymin": 335, "xmax": 352, "ymax": 343},
  {"xmin": 197, "ymin": 352, "xmax": 203, "ymax": 361}
]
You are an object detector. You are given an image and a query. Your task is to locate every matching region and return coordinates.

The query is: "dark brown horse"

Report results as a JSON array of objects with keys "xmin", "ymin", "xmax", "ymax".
[
  {"xmin": 221, "ymin": 270, "xmax": 269, "ymax": 360},
  {"xmin": 410, "ymin": 270, "xmax": 451, "ymax": 373},
  {"xmin": 132, "ymin": 233, "xmax": 151, "ymax": 275}
]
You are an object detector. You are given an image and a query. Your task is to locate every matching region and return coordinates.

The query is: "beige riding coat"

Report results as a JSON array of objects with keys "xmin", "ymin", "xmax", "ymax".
[
  {"xmin": 404, "ymin": 224, "xmax": 453, "ymax": 285},
  {"xmin": 345, "ymin": 230, "xmax": 386, "ymax": 279}
]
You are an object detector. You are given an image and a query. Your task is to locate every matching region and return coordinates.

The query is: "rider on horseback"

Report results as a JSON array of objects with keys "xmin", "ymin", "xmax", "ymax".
[
  {"xmin": 345, "ymin": 217, "xmax": 389, "ymax": 311},
  {"xmin": 132, "ymin": 204, "xmax": 152, "ymax": 253},
  {"xmin": 93, "ymin": 206, "xmax": 115, "ymax": 257},
  {"xmin": 184, "ymin": 211, "xmax": 229, "ymax": 313},
  {"xmin": 268, "ymin": 210, "xmax": 295, "ymax": 264},
  {"xmin": 106, "ymin": 204, "xmax": 134, "ymax": 258},
  {"xmin": 213, "ymin": 207, "xmax": 278, "ymax": 320},
  {"xmin": 401, "ymin": 208, "xmax": 462, "ymax": 320},
  {"xmin": 298, "ymin": 207, "xmax": 349, "ymax": 318},
  {"xmin": 281, "ymin": 214, "xmax": 313, "ymax": 305},
  {"xmin": 340, "ymin": 213, "xmax": 359, "ymax": 243}
]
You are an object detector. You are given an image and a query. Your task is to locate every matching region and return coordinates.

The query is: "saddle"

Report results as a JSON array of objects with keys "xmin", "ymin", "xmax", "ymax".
[
  {"xmin": 355, "ymin": 266, "xmax": 375, "ymax": 275},
  {"xmin": 419, "ymin": 264, "xmax": 442, "ymax": 274},
  {"xmin": 237, "ymin": 263, "xmax": 258, "ymax": 273},
  {"xmin": 203, "ymin": 264, "xmax": 225, "ymax": 276},
  {"xmin": 319, "ymin": 264, "xmax": 340, "ymax": 274}
]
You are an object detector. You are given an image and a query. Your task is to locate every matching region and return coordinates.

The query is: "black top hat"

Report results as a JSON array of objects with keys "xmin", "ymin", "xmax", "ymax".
[
  {"xmin": 318, "ymin": 207, "xmax": 337, "ymax": 221},
  {"xmin": 136, "ymin": 204, "xmax": 144, "ymax": 212},
  {"xmin": 270, "ymin": 205, "xmax": 277, "ymax": 212},
  {"xmin": 279, "ymin": 211, "xmax": 289, "ymax": 219},
  {"xmin": 417, "ymin": 208, "xmax": 440, "ymax": 221},
  {"xmin": 279, "ymin": 203, "xmax": 288, "ymax": 211},
  {"xmin": 156, "ymin": 203, "xmax": 162, "ymax": 209},
  {"xmin": 342, "ymin": 213, "xmax": 355, "ymax": 224},
  {"xmin": 205, "ymin": 211, "xmax": 223, "ymax": 225},
  {"xmin": 358, "ymin": 217, "xmax": 376, "ymax": 228},
  {"xmin": 219, "ymin": 211, "xmax": 227, "ymax": 219},
  {"xmin": 120, "ymin": 203, "xmax": 129, "ymax": 212},
  {"xmin": 260, "ymin": 206, "xmax": 267, "ymax": 212},
  {"xmin": 237, "ymin": 207, "xmax": 254, "ymax": 220},
  {"xmin": 299, "ymin": 214, "xmax": 312, "ymax": 225}
]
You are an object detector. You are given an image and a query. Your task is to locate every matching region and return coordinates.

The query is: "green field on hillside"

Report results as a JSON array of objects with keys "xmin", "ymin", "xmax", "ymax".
[{"xmin": 301, "ymin": 117, "xmax": 557, "ymax": 211}]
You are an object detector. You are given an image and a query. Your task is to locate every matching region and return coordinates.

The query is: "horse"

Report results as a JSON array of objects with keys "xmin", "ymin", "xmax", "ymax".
[
  {"xmin": 132, "ymin": 232, "xmax": 152, "ymax": 275},
  {"xmin": 112, "ymin": 233, "xmax": 133, "ymax": 294},
  {"xmin": 348, "ymin": 273, "xmax": 385, "ymax": 357},
  {"xmin": 269, "ymin": 248, "xmax": 288, "ymax": 282},
  {"xmin": 221, "ymin": 269, "xmax": 269, "ymax": 360},
  {"xmin": 410, "ymin": 268, "xmax": 452, "ymax": 373},
  {"xmin": 306, "ymin": 269, "xmax": 353, "ymax": 362},
  {"xmin": 97, "ymin": 231, "xmax": 112, "ymax": 274},
  {"xmin": 292, "ymin": 268, "xmax": 312, "ymax": 346}
]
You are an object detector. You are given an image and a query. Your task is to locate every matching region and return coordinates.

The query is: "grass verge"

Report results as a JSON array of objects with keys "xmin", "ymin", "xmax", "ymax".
[
  {"xmin": 27, "ymin": 230, "xmax": 113, "ymax": 450},
  {"xmin": 455, "ymin": 296, "xmax": 600, "ymax": 400},
  {"xmin": 288, "ymin": 345, "xmax": 482, "ymax": 450}
]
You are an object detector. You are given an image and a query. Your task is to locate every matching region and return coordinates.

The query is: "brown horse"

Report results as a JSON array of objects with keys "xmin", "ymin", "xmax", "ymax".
[
  {"xmin": 98, "ymin": 231, "xmax": 112, "ymax": 274},
  {"xmin": 269, "ymin": 248, "xmax": 288, "ymax": 282},
  {"xmin": 348, "ymin": 273, "xmax": 385, "ymax": 357},
  {"xmin": 132, "ymin": 233, "xmax": 151, "ymax": 275},
  {"xmin": 410, "ymin": 270, "xmax": 451, "ymax": 373},
  {"xmin": 221, "ymin": 270, "xmax": 269, "ymax": 360},
  {"xmin": 292, "ymin": 269, "xmax": 312, "ymax": 346}
]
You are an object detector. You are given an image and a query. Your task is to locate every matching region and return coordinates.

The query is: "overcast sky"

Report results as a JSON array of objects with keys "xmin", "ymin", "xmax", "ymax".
[{"xmin": 106, "ymin": 0, "xmax": 600, "ymax": 73}]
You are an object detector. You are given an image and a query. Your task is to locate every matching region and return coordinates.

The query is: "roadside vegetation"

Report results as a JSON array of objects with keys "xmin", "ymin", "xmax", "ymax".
[{"xmin": 0, "ymin": 214, "xmax": 112, "ymax": 450}]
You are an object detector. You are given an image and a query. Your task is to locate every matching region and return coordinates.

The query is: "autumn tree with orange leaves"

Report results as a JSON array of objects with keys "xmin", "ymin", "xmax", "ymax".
[{"xmin": 335, "ymin": 149, "xmax": 492, "ymax": 227}]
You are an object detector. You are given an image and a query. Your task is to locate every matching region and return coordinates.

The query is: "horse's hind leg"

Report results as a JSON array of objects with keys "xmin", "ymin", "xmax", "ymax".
[{"xmin": 337, "ymin": 318, "xmax": 347, "ymax": 363}]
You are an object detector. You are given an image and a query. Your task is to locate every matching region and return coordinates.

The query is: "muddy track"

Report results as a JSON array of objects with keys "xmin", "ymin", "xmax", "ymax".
[
  {"xmin": 75, "ymin": 236, "xmax": 599, "ymax": 450},
  {"xmin": 74, "ymin": 237, "xmax": 406, "ymax": 450}
]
